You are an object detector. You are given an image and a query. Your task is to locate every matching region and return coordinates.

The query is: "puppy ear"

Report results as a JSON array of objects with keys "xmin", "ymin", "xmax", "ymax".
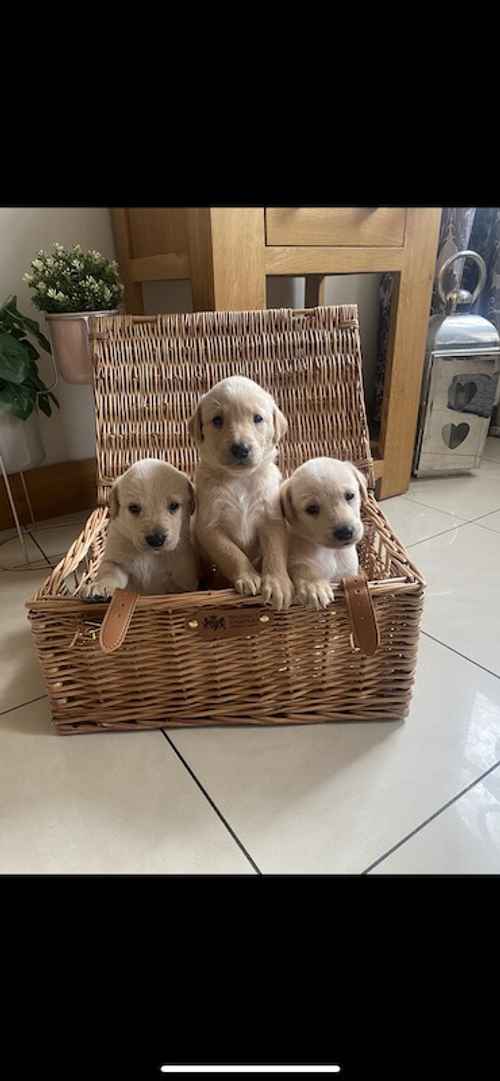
[
  {"xmin": 351, "ymin": 464, "xmax": 368, "ymax": 503},
  {"xmin": 186, "ymin": 479, "xmax": 196, "ymax": 516},
  {"xmin": 188, "ymin": 402, "xmax": 204, "ymax": 446},
  {"xmin": 273, "ymin": 404, "xmax": 288, "ymax": 445},
  {"xmin": 108, "ymin": 480, "xmax": 120, "ymax": 519},
  {"xmin": 280, "ymin": 479, "xmax": 296, "ymax": 523}
]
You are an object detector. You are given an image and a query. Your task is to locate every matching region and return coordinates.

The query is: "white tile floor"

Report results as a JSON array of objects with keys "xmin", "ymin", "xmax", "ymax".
[{"xmin": 2, "ymin": 441, "xmax": 500, "ymax": 875}]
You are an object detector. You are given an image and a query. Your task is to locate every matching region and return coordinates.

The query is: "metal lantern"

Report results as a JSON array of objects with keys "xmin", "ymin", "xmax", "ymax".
[{"xmin": 413, "ymin": 250, "xmax": 500, "ymax": 476}]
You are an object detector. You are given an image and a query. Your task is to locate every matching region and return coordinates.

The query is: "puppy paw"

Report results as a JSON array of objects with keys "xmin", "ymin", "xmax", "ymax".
[
  {"xmin": 80, "ymin": 574, "xmax": 119, "ymax": 602},
  {"xmin": 261, "ymin": 573, "xmax": 294, "ymax": 611},
  {"xmin": 295, "ymin": 578, "xmax": 335, "ymax": 611},
  {"xmin": 234, "ymin": 571, "xmax": 262, "ymax": 597}
]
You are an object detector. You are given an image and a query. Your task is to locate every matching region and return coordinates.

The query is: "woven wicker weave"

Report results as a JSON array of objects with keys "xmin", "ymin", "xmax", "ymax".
[{"xmin": 27, "ymin": 306, "xmax": 424, "ymax": 735}]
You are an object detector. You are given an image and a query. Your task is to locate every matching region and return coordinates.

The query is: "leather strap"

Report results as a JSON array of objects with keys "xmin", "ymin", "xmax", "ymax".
[
  {"xmin": 99, "ymin": 589, "xmax": 139, "ymax": 654},
  {"xmin": 342, "ymin": 574, "xmax": 380, "ymax": 656}
]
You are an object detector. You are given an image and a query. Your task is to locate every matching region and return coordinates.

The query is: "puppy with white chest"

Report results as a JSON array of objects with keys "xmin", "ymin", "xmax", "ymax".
[
  {"xmin": 189, "ymin": 375, "xmax": 293, "ymax": 610},
  {"xmin": 82, "ymin": 458, "xmax": 199, "ymax": 599},
  {"xmin": 280, "ymin": 457, "xmax": 367, "ymax": 610}
]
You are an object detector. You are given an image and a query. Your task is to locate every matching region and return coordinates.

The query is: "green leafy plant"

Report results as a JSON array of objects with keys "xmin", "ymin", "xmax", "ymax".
[
  {"xmin": 23, "ymin": 242, "xmax": 124, "ymax": 314},
  {"xmin": 0, "ymin": 296, "xmax": 59, "ymax": 420}
]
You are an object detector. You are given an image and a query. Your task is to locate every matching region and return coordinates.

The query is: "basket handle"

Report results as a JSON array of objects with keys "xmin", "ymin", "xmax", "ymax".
[
  {"xmin": 99, "ymin": 589, "xmax": 139, "ymax": 654},
  {"xmin": 342, "ymin": 575, "xmax": 380, "ymax": 656}
]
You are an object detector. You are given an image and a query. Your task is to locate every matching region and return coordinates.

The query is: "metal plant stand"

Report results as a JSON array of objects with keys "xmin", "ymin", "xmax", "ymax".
[{"xmin": 0, "ymin": 351, "xmax": 58, "ymax": 571}]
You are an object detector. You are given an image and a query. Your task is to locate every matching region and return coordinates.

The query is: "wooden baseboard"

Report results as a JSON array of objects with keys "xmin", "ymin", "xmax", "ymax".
[{"xmin": 0, "ymin": 457, "xmax": 97, "ymax": 531}]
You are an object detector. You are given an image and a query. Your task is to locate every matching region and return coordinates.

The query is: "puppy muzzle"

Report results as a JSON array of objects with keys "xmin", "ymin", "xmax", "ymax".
[
  {"xmin": 230, "ymin": 441, "xmax": 252, "ymax": 464},
  {"xmin": 145, "ymin": 531, "xmax": 167, "ymax": 549},
  {"xmin": 329, "ymin": 523, "xmax": 363, "ymax": 548}
]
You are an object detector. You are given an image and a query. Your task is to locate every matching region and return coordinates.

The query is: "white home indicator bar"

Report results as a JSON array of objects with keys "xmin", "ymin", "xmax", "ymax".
[{"xmin": 160, "ymin": 1069, "xmax": 341, "ymax": 1075}]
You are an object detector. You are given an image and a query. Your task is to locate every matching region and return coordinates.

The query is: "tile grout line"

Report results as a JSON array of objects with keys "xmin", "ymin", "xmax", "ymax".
[
  {"xmin": 421, "ymin": 630, "xmax": 500, "ymax": 681},
  {"xmin": 27, "ymin": 532, "xmax": 53, "ymax": 567},
  {"xmin": 0, "ymin": 694, "xmax": 47, "ymax": 718},
  {"xmin": 470, "ymin": 507, "xmax": 500, "ymax": 521},
  {"xmin": 161, "ymin": 731, "xmax": 262, "ymax": 875},
  {"xmin": 406, "ymin": 514, "xmax": 500, "ymax": 549},
  {"xmin": 361, "ymin": 756, "xmax": 500, "ymax": 874},
  {"xmin": 400, "ymin": 494, "xmax": 470, "ymax": 519},
  {"xmin": 451, "ymin": 506, "xmax": 500, "ymax": 524},
  {"xmin": 474, "ymin": 523, "xmax": 500, "ymax": 536},
  {"xmin": 387, "ymin": 507, "xmax": 500, "ymax": 550},
  {"xmin": 397, "ymin": 494, "xmax": 469, "ymax": 520},
  {"xmin": 406, "ymin": 523, "xmax": 468, "ymax": 549},
  {"xmin": 401, "ymin": 493, "xmax": 500, "ymax": 524}
]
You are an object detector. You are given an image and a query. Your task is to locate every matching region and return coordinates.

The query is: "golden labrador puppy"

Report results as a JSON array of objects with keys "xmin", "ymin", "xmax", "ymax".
[
  {"xmin": 189, "ymin": 375, "xmax": 293, "ymax": 610},
  {"xmin": 280, "ymin": 457, "xmax": 367, "ymax": 609},
  {"xmin": 82, "ymin": 458, "xmax": 199, "ymax": 599}
]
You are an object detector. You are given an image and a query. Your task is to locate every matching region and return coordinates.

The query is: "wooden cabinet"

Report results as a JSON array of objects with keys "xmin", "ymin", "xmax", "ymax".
[
  {"xmin": 265, "ymin": 207, "xmax": 407, "ymax": 247},
  {"xmin": 110, "ymin": 206, "xmax": 441, "ymax": 498}
]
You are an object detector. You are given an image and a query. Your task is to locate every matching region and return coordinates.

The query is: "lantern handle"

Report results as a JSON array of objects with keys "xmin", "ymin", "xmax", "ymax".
[{"xmin": 437, "ymin": 249, "xmax": 487, "ymax": 311}]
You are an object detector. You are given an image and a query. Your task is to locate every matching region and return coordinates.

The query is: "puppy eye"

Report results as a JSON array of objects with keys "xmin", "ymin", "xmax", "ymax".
[
  {"xmin": 305, "ymin": 504, "xmax": 320, "ymax": 516},
  {"xmin": 345, "ymin": 491, "xmax": 355, "ymax": 502},
  {"xmin": 168, "ymin": 502, "xmax": 179, "ymax": 513},
  {"xmin": 254, "ymin": 414, "xmax": 263, "ymax": 424},
  {"xmin": 128, "ymin": 503, "xmax": 141, "ymax": 515},
  {"xmin": 212, "ymin": 415, "xmax": 223, "ymax": 429}
]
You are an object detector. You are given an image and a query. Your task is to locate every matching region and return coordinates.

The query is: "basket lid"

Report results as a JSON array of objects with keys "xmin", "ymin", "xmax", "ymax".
[{"xmin": 90, "ymin": 305, "xmax": 374, "ymax": 505}]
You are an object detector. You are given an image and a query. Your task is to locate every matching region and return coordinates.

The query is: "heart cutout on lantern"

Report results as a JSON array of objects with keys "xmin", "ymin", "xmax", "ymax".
[
  {"xmin": 442, "ymin": 422, "xmax": 470, "ymax": 449},
  {"xmin": 453, "ymin": 381, "xmax": 477, "ymax": 409}
]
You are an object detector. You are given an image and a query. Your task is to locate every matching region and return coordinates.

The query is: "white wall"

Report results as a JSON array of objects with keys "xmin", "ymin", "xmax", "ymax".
[
  {"xmin": 0, "ymin": 208, "xmax": 381, "ymax": 466},
  {"xmin": 0, "ymin": 208, "xmax": 116, "ymax": 464}
]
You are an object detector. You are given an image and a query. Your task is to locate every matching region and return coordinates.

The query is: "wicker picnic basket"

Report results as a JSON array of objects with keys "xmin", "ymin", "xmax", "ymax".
[{"xmin": 27, "ymin": 305, "xmax": 425, "ymax": 735}]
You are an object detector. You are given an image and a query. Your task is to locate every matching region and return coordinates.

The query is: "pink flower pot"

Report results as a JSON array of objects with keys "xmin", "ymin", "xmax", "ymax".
[{"xmin": 46, "ymin": 309, "xmax": 119, "ymax": 385}]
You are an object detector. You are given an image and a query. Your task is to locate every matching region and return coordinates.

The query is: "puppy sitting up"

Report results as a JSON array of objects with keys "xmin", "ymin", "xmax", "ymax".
[
  {"xmin": 189, "ymin": 375, "xmax": 293, "ymax": 610},
  {"xmin": 82, "ymin": 458, "xmax": 199, "ymax": 599},
  {"xmin": 280, "ymin": 457, "xmax": 367, "ymax": 610}
]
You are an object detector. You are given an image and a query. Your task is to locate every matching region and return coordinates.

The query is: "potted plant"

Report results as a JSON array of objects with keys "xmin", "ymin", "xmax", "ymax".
[
  {"xmin": 23, "ymin": 242, "xmax": 124, "ymax": 385},
  {"xmin": 0, "ymin": 295, "xmax": 59, "ymax": 474}
]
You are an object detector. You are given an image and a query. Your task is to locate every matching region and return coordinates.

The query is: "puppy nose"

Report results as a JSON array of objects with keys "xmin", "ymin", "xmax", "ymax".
[
  {"xmin": 231, "ymin": 442, "xmax": 250, "ymax": 461},
  {"xmin": 145, "ymin": 531, "xmax": 166, "ymax": 548},
  {"xmin": 334, "ymin": 525, "xmax": 354, "ymax": 542}
]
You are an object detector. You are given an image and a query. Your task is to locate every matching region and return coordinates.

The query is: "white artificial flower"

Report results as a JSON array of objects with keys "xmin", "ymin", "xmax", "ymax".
[
  {"xmin": 47, "ymin": 288, "xmax": 57, "ymax": 298},
  {"xmin": 37, "ymin": 281, "xmax": 47, "ymax": 293},
  {"xmin": 32, "ymin": 259, "xmax": 44, "ymax": 271},
  {"xmin": 22, "ymin": 272, "xmax": 33, "ymax": 284},
  {"xmin": 46, "ymin": 257, "xmax": 55, "ymax": 267},
  {"xmin": 56, "ymin": 291, "xmax": 66, "ymax": 301}
]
